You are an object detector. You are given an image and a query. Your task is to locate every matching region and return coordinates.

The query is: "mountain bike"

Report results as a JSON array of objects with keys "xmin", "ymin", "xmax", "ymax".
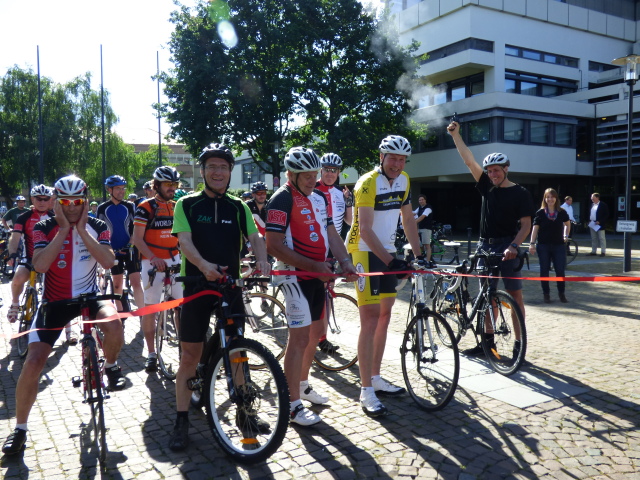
[
  {"xmin": 66, "ymin": 292, "xmax": 126, "ymax": 471},
  {"xmin": 431, "ymin": 250, "xmax": 527, "ymax": 376},
  {"xmin": 177, "ymin": 275, "xmax": 289, "ymax": 463},
  {"xmin": 148, "ymin": 264, "xmax": 182, "ymax": 380},
  {"xmin": 16, "ymin": 264, "xmax": 43, "ymax": 358},
  {"xmin": 400, "ymin": 259, "xmax": 459, "ymax": 411}
]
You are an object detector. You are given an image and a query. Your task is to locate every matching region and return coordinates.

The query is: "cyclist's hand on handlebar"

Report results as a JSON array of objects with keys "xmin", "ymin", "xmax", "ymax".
[
  {"xmin": 201, "ymin": 262, "xmax": 227, "ymax": 281},
  {"xmin": 150, "ymin": 256, "xmax": 167, "ymax": 272},
  {"xmin": 255, "ymin": 259, "xmax": 271, "ymax": 276},
  {"xmin": 387, "ymin": 257, "xmax": 413, "ymax": 279},
  {"xmin": 503, "ymin": 245, "xmax": 518, "ymax": 261}
]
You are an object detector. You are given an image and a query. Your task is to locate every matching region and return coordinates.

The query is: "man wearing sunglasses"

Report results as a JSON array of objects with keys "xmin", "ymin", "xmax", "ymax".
[
  {"xmin": 5, "ymin": 185, "xmax": 54, "ymax": 325},
  {"xmin": 97, "ymin": 175, "xmax": 144, "ymax": 316},
  {"xmin": 2, "ymin": 175, "xmax": 126, "ymax": 456},
  {"xmin": 132, "ymin": 166, "xmax": 183, "ymax": 373}
]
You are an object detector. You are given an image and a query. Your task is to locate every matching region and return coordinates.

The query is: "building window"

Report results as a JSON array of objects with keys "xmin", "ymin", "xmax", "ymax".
[
  {"xmin": 504, "ymin": 118, "xmax": 524, "ymax": 142},
  {"xmin": 418, "ymin": 38, "xmax": 493, "ymax": 65},
  {"xmin": 506, "ymin": 45, "xmax": 579, "ymax": 68},
  {"xmin": 242, "ymin": 162, "xmax": 265, "ymax": 186},
  {"xmin": 555, "ymin": 124, "xmax": 572, "ymax": 146},
  {"xmin": 505, "ymin": 70, "xmax": 578, "ymax": 97},
  {"xmin": 531, "ymin": 121, "xmax": 550, "ymax": 144},
  {"xmin": 419, "ymin": 73, "xmax": 485, "ymax": 107},
  {"xmin": 468, "ymin": 119, "xmax": 491, "ymax": 144}
]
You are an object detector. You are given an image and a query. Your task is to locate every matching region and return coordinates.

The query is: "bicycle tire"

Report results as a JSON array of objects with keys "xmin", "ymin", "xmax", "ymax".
[
  {"xmin": 313, "ymin": 292, "xmax": 359, "ymax": 371},
  {"xmin": 243, "ymin": 293, "xmax": 288, "ymax": 368},
  {"xmin": 156, "ymin": 306, "xmax": 180, "ymax": 380},
  {"xmin": 400, "ymin": 312, "xmax": 459, "ymax": 411},
  {"xmin": 17, "ymin": 288, "xmax": 37, "ymax": 358},
  {"xmin": 100, "ymin": 275, "xmax": 114, "ymax": 296},
  {"xmin": 480, "ymin": 290, "xmax": 527, "ymax": 376},
  {"xmin": 566, "ymin": 239, "xmax": 578, "ymax": 266},
  {"xmin": 431, "ymin": 277, "xmax": 464, "ymax": 345},
  {"xmin": 85, "ymin": 339, "xmax": 108, "ymax": 469},
  {"xmin": 204, "ymin": 338, "xmax": 289, "ymax": 463}
]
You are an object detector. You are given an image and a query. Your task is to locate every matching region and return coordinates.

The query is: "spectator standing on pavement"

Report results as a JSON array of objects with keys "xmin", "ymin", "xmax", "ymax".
[
  {"xmin": 97, "ymin": 175, "xmax": 145, "ymax": 314},
  {"xmin": 1, "ymin": 175, "xmax": 125, "ymax": 456},
  {"xmin": 246, "ymin": 181, "xmax": 269, "ymax": 236},
  {"xmin": 88, "ymin": 201, "xmax": 99, "ymax": 218},
  {"xmin": 588, "ymin": 193, "xmax": 609, "ymax": 256},
  {"xmin": 168, "ymin": 143, "xmax": 271, "ymax": 451},
  {"xmin": 2, "ymin": 195, "xmax": 28, "ymax": 230},
  {"xmin": 266, "ymin": 147, "xmax": 358, "ymax": 425},
  {"xmin": 346, "ymin": 135, "xmax": 422, "ymax": 417},
  {"xmin": 132, "ymin": 166, "xmax": 183, "ymax": 373},
  {"xmin": 529, "ymin": 188, "xmax": 571, "ymax": 304},
  {"xmin": 560, "ymin": 196, "xmax": 576, "ymax": 237},
  {"xmin": 447, "ymin": 121, "xmax": 533, "ymax": 355},
  {"xmin": 414, "ymin": 194, "xmax": 434, "ymax": 264}
]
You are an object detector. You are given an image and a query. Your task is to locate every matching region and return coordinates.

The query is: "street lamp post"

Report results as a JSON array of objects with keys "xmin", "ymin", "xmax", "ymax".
[{"xmin": 612, "ymin": 54, "xmax": 640, "ymax": 272}]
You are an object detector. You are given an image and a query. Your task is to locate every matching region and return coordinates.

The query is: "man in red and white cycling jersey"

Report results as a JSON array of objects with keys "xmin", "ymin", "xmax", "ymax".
[
  {"xmin": 266, "ymin": 147, "xmax": 357, "ymax": 426},
  {"xmin": 6, "ymin": 185, "xmax": 54, "ymax": 324},
  {"xmin": 2, "ymin": 175, "xmax": 126, "ymax": 456}
]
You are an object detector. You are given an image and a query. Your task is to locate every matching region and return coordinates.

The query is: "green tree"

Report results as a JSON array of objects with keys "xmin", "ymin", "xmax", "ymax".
[{"xmin": 163, "ymin": 0, "xmax": 421, "ymax": 177}]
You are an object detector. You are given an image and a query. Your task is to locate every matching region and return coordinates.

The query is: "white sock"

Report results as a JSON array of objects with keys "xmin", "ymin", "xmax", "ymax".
[
  {"xmin": 290, "ymin": 399, "xmax": 302, "ymax": 412},
  {"xmin": 360, "ymin": 386, "xmax": 374, "ymax": 398},
  {"xmin": 371, "ymin": 375, "xmax": 381, "ymax": 382},
  {"xmin": 148, "ymin": 352, "xmax": 157, "ymax": 358},
  {"xmin": 104, "ymin": 361, "xmax": 116, "ymax": 369},
  {"xmin": 300, "ymin": 380, "xmax": 309, "ymax": 389},
  {"xmin": 15, "ymin": 423, "xmax": 27, "ymax": 431}
]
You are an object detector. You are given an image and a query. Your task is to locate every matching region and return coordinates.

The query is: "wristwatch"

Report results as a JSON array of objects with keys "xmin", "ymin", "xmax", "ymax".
[{"xmin": 510, "ymin": 243, "xmax": 518, "ymax": 249}]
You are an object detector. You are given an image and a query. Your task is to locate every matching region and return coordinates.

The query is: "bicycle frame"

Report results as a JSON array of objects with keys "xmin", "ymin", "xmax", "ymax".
[{"xmin": 409, "ymin": 264, "xmax": 440, "ymax": 355}]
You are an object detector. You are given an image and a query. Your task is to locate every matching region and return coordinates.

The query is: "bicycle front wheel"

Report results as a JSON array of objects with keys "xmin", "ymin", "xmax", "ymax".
[
  {"xmin": 244, "ymin": 293, "xmax": 288, "ymax": 368},
  {"xmin": 566, "ymin": 239, "xmax": 578, "ymax": 265},
  {"xmin": 156, "ymin": 307, "xmax": 180, "ymax": 380},
  {"xmin": 431, "ymin": 278, "xmax": 463, "ymax": 345},
  {"xmin": 481, "ymin": 290, "xmax": 527, "ymax": 376},
  {"xmin": 17, "ymin": 288, "xmax": 37, "ymax": 358},
  {"xmin": 204, "ymin": 338, "xmax": 289, "ymax": 463},
  {"xmin": 314, "ymin": 292, "xmax": 359, "ymax": 371},
  {"xmin": 401, "ymin": 312, "xmax": 459, "ymax": 411},
  {"xmin": 85, "ymin": 340, "xmax": 108, "ymax": 469}
]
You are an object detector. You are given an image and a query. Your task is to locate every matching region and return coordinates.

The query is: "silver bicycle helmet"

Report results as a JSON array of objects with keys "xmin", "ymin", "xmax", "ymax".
[
  {"xmin": 153, "ymin": 166, "xmax": 180, "ymax": 182},
  {"xmin": 482, "ymin": 152, "xmax": 510, "ymax": 170},
  {"xmin": 283, "ymin": 147, "xmax": 321, "ymax": 172},
  {"xmin": 55, "ymin": 175, "xmax": 88, "ymax": 197},
  {"xmin": 30, "ymin": 184, "xmax": 53, "ymax": 197},
  {"xmin": 320, "ymin": 153, "xmax": 343, "ymax": 168},
  {"xmin": 379, "ymin": 135, "xmax": 412, "ymax": 156}
]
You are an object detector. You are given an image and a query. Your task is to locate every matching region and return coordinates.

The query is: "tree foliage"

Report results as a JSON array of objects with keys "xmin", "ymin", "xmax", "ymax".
[
  {"xmin": 0, "ymin": 67, "xmax": 144, "ymax": 203},
  {"xmin": 163, "ymin": 0, "xmax": 422, "ymax": 176}
]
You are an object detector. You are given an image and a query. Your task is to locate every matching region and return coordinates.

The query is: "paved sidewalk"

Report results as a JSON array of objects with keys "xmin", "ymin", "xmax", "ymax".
[{"xmin": 0, "ymin": 244, "xmax": 639, "ymax": 479}]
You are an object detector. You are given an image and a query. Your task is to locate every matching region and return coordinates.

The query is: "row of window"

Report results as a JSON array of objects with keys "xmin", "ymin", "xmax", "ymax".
[
  {"xmin": 505, "ymin": 45, "xmax": 579, "ymax": 68},
  {"xmin": 421, "ymin": 116, "xmax": 575, "ymax": 152},
  {"xmin": 418, "ymin": 38, "xmax": 493, "ymax": 65}
]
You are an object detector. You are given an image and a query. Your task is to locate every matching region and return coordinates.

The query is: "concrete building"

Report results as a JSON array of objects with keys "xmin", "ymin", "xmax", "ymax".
[{"xmin": 392, "ymin": 0, "xmax": 640, "ymax": 233}]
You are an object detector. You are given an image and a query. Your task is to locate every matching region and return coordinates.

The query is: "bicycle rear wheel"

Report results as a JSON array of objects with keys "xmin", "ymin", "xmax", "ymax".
[
  {"xmin": 566, "ymin": 239, "xmax": 578, "ymax": 265},
  {"xmin": 314, "ymin": 292, "xmax": 359, "ymax": 371},
  {"xmin": 481, "ymin": 290, "xmax": 527, "ymax": 376},
  {"xmin": 17, "ymin": 288, "xmax": 37, "ymax": 358},
  {"xmin": 243, "ymin": 293, "xmax": 288, "ymax": 368},
  {"xmin": 204, "ymin": 338, "xmax": 289, "ymax": 463},
  {"xmin": 431, "ymin": 277, "xmax": 464, "ymax": 344},
  {"xmin": 156, "ymin": 307, "xmax": 180, "ymax": 380},
  {"xmin": 85, "ymin": 340, "xmax": 108, "ymax": 469},
  {"xmin": 401, "ymin": 312, "xmax": 459, "ymax": 411}
]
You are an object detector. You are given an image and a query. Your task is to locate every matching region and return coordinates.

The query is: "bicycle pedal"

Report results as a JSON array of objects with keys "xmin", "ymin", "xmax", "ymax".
[{"xmin": 71, "ymin": 376, "xmax": 82, "ymax": 387}]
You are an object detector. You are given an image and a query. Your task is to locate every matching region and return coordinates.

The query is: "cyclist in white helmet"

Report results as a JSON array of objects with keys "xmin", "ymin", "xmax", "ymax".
[
  {"xmin": 346, "ymin": 135, "xmax": 422, "ymax": 417},
  {"xmin": 447, "ymin": 120, "xmax": 533, "ymax": 356}
]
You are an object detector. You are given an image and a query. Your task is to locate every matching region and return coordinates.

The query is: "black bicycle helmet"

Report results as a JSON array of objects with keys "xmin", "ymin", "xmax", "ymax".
[
  {"xmin": 251, "ymin": 181, "xmax": 268, "ymax": 193},
  {"xmin": 320, "ymin": 153, "xmax": 343, "ymax": 168},
  {"xmin": 55, "ymin": 175, "xmax": 88, "ymax": 197},
  {"xmin": 379, "ymin": 135, "xmax": 412, "ymax": 156},
  {"xmin": 104, "ymin": 175, "xmax": 127, "ymax": 187},
  {"xmin": 283, "ymin": 147, "xmax": 321, "ymax": 172},
  {"xmin": 482, "ymin": 152, "xmax": 510, "ymax": 170},
  {"xmin": 153, "ymin": 166, "xmax": 180, "ymax": 182},
  {"xmin": 198, "ymin": 143, "xmax": 235, "ymax": 170}
]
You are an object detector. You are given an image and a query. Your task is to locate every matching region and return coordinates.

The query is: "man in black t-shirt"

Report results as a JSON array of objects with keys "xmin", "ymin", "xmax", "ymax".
[
  {"xmin": 448, "ymin": 121, "xmax": 533, "ymax": 355},
  {"xmin": 414, "ymin": 194, "xmax": 434, "ymax": 262}
]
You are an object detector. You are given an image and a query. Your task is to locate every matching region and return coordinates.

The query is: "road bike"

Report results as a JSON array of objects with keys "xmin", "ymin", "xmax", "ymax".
[
  {"xmin": 431, "ymin": 250, "xmax": 527, "ymax": 376},
  {"xmin": 148, "ymin": 264, "xmax": 182, "ymax": 380},
  {"xmin": 178, "ymin": 275, "xmax": 289, "ymax": 463},
  {"xmin": 400, "ymin": 259, "xmax": 460, "ymax": 411},
  {"xmin": 65, "ymin": 292, "xmax": 125, "ymax": 471},
  {"xmin": 16, "ymin": 264, "xmax": 43, "ymax": 358}
]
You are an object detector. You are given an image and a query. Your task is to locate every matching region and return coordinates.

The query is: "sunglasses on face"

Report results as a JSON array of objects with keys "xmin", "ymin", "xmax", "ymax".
[
  {"xmin": 323, "ymin": 167, "xmax": 339, "ymax": 173},
  {"xmin": 162, "ymin": 182, "xmax": 180, "ymax": 188},
  {"xmin": 58, "ymin": 198, "xmax": 86, "ymax": 206},
  {"xmin": 34, "ymin": 196, "xmax": 51, "ymax": 202}
]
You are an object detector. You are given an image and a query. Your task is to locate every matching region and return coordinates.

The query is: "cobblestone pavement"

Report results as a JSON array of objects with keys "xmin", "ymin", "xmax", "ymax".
[{"xmin": 0, "ymin": 236, "xmax": 639, "ymax": 479}]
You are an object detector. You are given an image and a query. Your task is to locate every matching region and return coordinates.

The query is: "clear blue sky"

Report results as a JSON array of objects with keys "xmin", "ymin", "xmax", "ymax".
[{"xmin": 0, "ymin": 0, "xmax": 379, "ymax": 145}]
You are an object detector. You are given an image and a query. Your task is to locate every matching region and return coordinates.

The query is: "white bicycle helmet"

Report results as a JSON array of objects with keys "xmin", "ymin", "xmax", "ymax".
[
  {"xmin": 320, "ymin": 153, "xmax": 343, "ymax": 168},
  {"xmin": 379, "ymin": 135, "xmax": 412, "ymax": 156},
  {"xmin": 30, "ymin": 184, "xmax": 53, "ymax": 197},
  {"xmin": 284, "ymin": 147, "xmax": 321, "ymax": 172},
  {"xmin": 153, "ymin": 166, "xmax": 180, "ymax": 182},
  {"xmin": 55, "ymin": 175, "xmax": 88, "ymax": 197},
  {"xmin": 482, "ymin": 152, "xmax": 510, "ymax": 170},
  {"xmin": 15, "ymin": 195, "xmax": 26, "ymax": 201}
]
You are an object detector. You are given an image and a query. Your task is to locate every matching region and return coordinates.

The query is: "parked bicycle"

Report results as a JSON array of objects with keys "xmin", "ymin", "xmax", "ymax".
[
  {"xmin": 148, "ymin": 264, "xmax": 182, "ymax": 380},
  {"xmin": 16, "ymin": 262, "xmax": 43, "ymax": 358},
  {"xmin": 431, "ymin": 250, "xmax": 528, "ymax": 376},
  {"xmin": 400, "ymin": 258, "xmax": 460, "ymax": 411},
  {"xmin": 177, "ymin": 274, "xmax": 289, "ymax": 463}
]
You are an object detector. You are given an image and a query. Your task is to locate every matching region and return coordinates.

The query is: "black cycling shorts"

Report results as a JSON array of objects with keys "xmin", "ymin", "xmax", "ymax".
[{"xmin": 111, "ymin": 247, "xmax": 142, "ymax": 275}]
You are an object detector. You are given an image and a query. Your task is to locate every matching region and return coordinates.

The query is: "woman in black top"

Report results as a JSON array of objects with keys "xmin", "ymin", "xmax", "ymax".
[{"xmin": 529, "ymin": 188, "xmax": 571, "ymax": 303}]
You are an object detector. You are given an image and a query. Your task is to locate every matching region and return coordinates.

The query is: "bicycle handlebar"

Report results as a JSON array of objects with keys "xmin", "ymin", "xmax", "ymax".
[{"xmin": 468, "ymin": 250, "xmax": 528, "ymax": 273}]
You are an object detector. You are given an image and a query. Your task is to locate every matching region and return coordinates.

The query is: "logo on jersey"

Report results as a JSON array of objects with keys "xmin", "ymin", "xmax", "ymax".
[
  {"xmin": 356, "ymin": 262, "xmax": 366, "ymax": 292},
  {"xmin": 301, "ymin": 208, "xmax": 311, "ymax": 215},
  {"xmin": 221, "ymin": 219, "xmax": 232, "ymax": 224},
  {"xmin": 58, "ymin": 260, "xmax": 67, "ymax": 269},
  {"xmin": 267, "ymin": 210, "xmax": 287, "ymax": 226},
  {"xmin": 197, "ymin": 215, "xmax": 212, "ymax": 223},
  {"xmin": 80, "ymin": 255, "xmax": 91, "ymax": 262},
  {"xmin": 310, "ymin": 232, "xmax": 319, "ymax": 242}
]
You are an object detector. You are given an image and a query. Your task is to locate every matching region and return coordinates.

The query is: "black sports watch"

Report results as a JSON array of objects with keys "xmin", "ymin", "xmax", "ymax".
[{"xmin": 510, "ymin": 243, "xmax": 518, "ymax": 249}]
